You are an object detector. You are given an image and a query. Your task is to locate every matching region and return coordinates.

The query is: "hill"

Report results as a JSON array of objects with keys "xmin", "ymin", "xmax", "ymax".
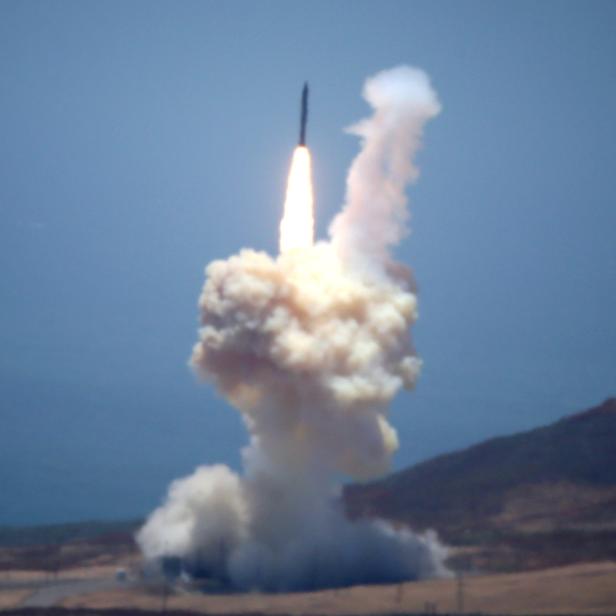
[
  {"xmin": 2, "ymin": 399, "xmax": 615, "ymax": 576},
  {"xmin": 344, "ymin": 398, "xmax": 616, "ymax": 571}
]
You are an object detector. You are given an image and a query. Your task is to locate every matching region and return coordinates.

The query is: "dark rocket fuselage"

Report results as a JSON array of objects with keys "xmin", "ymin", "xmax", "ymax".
[{"xmin": 299, "ymin": 82, "xmax": 308, "ymax": 146}]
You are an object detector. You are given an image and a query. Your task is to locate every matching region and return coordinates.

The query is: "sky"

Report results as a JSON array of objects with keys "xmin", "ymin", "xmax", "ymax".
[{"xmin": 1, "ymin": 0, "xmax": 615, "ymax": 526}]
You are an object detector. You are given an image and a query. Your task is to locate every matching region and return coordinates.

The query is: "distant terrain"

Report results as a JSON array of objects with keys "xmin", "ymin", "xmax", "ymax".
[
  {"xmin": 0, "ymin": 521, "xmax": 139, "ymax": 574},
  {"xmin": 345, "ymin": 397, "xmax": 616, "ymax": 572},
  {"xmin": 2, "ymin": 398, "xmax": 616, "ymax": 575},
  {"xmin": 1, "ymin": 399, "xmax": 616, "ymax": 614}
]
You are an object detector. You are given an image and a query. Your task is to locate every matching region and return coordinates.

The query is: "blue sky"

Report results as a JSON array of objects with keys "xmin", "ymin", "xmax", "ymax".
[{"xmin": 1, "ymin": 0, "xmax": 615, "ymax": 525}]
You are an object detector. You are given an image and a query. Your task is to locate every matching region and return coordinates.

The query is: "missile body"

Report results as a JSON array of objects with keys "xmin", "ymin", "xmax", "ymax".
[{"xmin": 299, "ymin": 82, "xmax": 308, "ymax": 146}]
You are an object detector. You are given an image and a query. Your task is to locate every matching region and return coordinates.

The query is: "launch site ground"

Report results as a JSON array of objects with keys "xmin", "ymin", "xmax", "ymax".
[
  {"xmin": 1, "ymin": 542, "xmax": 616, "ymax": 615},
  {"xmin": 3, "ymin": 536, "xmax": 614, "ymax": 614},
  {"xmin": 1, "ymin": 562, "xmax": 616, "ymax": 615}
]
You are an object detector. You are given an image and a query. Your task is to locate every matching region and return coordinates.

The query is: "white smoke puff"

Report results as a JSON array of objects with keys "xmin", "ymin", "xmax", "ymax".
[
  {"xmin": 137, "ymin": 466, "xmax": 247, "ymax": 568},
  {"xmin": 138, "ymin": 65, "xmax": 446, "ymax": 590}
]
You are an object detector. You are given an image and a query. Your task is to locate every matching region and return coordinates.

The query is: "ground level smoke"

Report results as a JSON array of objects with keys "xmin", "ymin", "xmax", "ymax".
[{"xmin": 138, "ymin": 65, "xmax": 446, "ymax": 591}]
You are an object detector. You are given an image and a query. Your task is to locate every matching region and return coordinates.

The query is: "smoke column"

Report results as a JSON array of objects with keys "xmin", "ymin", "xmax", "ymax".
[{"xmin": 138, "ymin": 66, "xmax": 445, "ymax": 591}]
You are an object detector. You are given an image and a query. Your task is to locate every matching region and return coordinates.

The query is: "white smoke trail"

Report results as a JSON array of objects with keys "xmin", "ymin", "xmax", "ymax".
[
  {"xmin": 138, "ymin": 65, "xmax": 445, "ymax": 591},
  {"xmin": 331, "ymin": 66, "xmax": 441, "ymax": 268}
]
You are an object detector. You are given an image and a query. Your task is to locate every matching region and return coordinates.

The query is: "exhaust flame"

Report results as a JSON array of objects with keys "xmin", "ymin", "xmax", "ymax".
[{"xmin": 279, "ymin": 146, "xmax": 314, "ymax": 254}]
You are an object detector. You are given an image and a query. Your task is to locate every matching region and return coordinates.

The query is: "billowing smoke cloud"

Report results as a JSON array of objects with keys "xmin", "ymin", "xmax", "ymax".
[{"xmin": 138, "ymin": 66, "xmax": 445, "ymax": 591}]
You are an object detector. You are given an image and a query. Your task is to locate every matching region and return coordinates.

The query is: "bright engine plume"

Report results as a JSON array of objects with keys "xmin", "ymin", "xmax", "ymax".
[
  {"xmin": 279, "ymin": 146, "xmax": 314, "ymax": 253},
  {"xmin": 138, "ymin": 66, "xmax": 445, "ymax": 591}
]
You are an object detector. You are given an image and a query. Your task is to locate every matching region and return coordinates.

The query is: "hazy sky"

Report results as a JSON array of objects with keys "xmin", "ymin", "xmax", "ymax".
[{"xmin": 1, "ymin": 0, "xmax": 615, "ymax": 525}]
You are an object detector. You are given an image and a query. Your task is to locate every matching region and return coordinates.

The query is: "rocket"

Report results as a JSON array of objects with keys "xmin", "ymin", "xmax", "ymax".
[{"xmin": 299, "ymin": 82, "xmax": 308, "ymax": 146}]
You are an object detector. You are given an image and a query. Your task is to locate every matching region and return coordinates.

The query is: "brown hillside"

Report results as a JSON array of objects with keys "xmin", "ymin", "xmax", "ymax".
[{"xmin": 344, "ymin": 398, "xmax": 616, "ymax": 572}]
